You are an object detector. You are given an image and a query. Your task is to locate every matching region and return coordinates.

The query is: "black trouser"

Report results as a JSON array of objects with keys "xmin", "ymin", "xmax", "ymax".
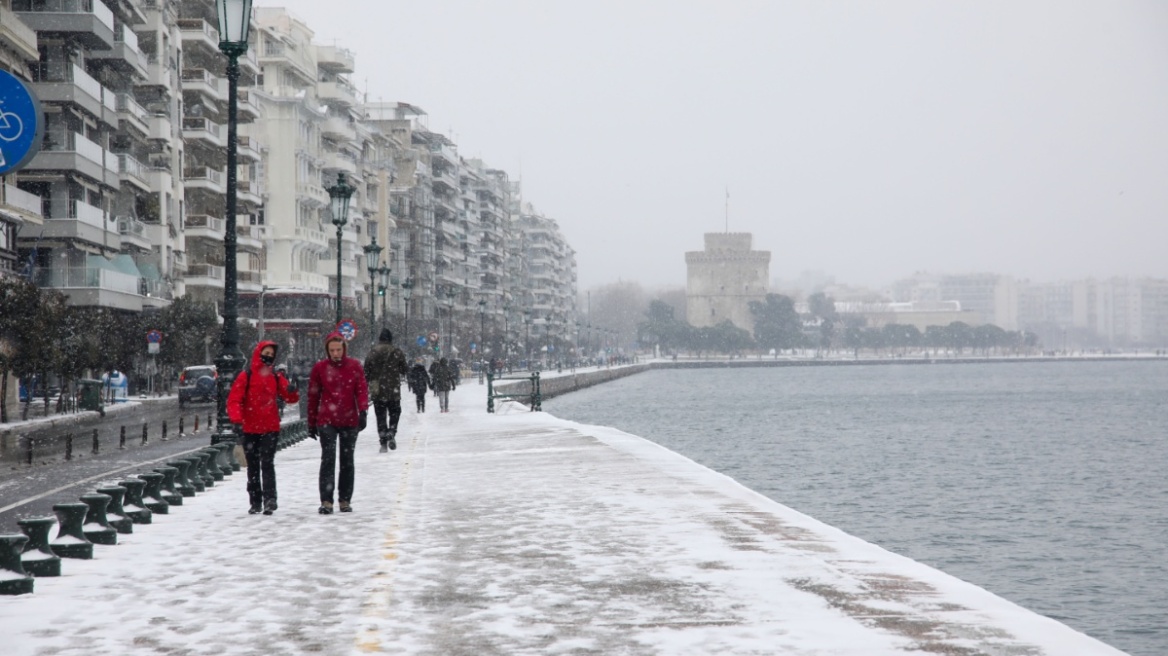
[
  {"xmin": 241, "ymin": 432, "xmax": 278, "ymax": 505},
  {"xmin": 318, "ymin": 426, "xmax": 358, "ymax": 504},
  {"xmin": 413, "ymin": 390, "xmax": 425, "ymax": 412},
  {"xmin": 372, "ymin": 395, "xmax": 401, "ymax": 442}
]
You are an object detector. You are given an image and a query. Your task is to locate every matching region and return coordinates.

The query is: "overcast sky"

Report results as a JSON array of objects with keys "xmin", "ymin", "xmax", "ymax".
[{"xmin": 258, "ymin": 0, "xmax": 1168, "ymax": 292}]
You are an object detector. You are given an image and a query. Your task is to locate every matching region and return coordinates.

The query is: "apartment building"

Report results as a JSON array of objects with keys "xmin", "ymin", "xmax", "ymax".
[
  {"xmin": 891, "ymin": 272, "xmax": 1019, "ymax": 331},
  {"xmin": 0, "ymin": 0, "xmax": 42, "ymax": 278},
  {"xmin": 517, "ymin": 206, "xmax": 577, "ymax": 357}
]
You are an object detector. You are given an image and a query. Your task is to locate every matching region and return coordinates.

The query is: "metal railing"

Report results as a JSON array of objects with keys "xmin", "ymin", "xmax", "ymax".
[{"xmin": 486, "ymin": 371, "xmax": 541, "ymax": 413}]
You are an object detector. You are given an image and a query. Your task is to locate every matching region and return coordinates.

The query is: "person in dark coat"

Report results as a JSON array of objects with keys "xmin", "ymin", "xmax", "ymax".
[
  {"xmin": 308, "ymin": 331, "xmax": 370, "ymax": 514},
  {"xmin": 227, "ymin": 340, "xmax": 299, "ymax": 515},
  {"xmin": 406, "ymin": 360, "xmax": 430, "ymax": 413},
  {"xmin": 431, "ymin": 357, "xmax": 457, "ymax": 413},
  {"xmin": 363, "ymin": 328, "xmax": 409, "ymax": 452}
]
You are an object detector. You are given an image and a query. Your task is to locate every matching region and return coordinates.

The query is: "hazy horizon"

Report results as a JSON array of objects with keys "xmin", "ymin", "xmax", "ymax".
[{"xmin": 260, "ymin": 0, "xmax": 1168, "ymax": 292}]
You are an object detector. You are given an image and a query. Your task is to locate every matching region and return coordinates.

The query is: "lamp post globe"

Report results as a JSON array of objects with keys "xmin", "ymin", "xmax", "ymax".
[
  {"xmin": 327, "ymin": 172, "xmax": 354, "ymax": 325},
  {"xmin": 363, "ymin": 236, "xmax": 382, "ymax": 333},
  {"xmin": 377, "ymin": 264, "xmax": 390, "ymax": 329},
  {"xmin": 212, "ymin": 0, "xmax": 253, "ymax": 448}
]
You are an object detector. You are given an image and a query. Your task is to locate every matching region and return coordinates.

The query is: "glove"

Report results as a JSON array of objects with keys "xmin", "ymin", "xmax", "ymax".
[
  {"xmin": 308, "ymin": 426, "xmax": 317, "ymax": 441},
  {"xmin": 283, "ymin": 375, "xmax": 298, "ymax": 393},
  {"xmin": 358, "ymin": 411, "xmax": 368, "ymax": 431}
]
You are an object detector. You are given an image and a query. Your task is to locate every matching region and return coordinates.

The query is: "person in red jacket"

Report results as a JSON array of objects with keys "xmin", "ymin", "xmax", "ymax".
[
  {"xmin": 227, "ymin": 340, "xmax": 299, "ymax": 515},
  {"xmin": 307, "ymin": 331, "xmax": 370, "ymax": 514}
]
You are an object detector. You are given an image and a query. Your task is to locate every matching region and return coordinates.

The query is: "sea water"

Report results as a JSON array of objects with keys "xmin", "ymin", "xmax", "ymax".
[{"xmin": 546, "ymin": 360, "xmax": 1168, "ymax": 656}]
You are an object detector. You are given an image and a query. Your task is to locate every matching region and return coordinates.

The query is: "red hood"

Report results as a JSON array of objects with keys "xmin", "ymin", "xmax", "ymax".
[
  {"xmin": 250, "ymin": 340, "xmax": 279, "ymax": 371},
  {"xmin": 324, "ymin": 331, "xmax": 347, "ymax": 364}
]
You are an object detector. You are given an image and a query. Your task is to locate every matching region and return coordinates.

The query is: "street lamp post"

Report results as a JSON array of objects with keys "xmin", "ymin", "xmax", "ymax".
[
  {"xmin": 377, "ymin": 265, "xmax": 389, "ymax": 329},
  {"xmin": 401, "ymin": 277, "xmax": 413, "ymax": 344},
  {"xmin": 524, "ymin": 310, "xmax": 532, "ymax": 370},
  {"xmin": 478, "ymin": 299, "xmax": 486, "ymax": 384},
  {"xmin": 212, "ymin": 0, "xmax": 253, "ymax": 447},
  {"xmin": 363, "ymin": 236, "xmax": 382, "ymax": 334},
  {"xmin": 327, "ymin": 172, "xmax": 354, "ymax": 325},
  {"xmin": 444, "ymin": 286, "xmax": 457, "ymax": 356}
]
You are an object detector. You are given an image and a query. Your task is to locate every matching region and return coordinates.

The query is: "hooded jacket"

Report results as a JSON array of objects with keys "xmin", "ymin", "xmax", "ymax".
[
  {"xmin": 308, "ymin": 331, "xmax": 370, "ymax": 429},
  {"xmin": 227, "ymin": 340, "xmax": 299, "ymax": 434},
  {"xmin": 407, "ymin": 363, "xmax": 430, "ymax": 395},
  {"xmin": 363, "ymin": 328, "xmax": 409, "ymax": 403}
]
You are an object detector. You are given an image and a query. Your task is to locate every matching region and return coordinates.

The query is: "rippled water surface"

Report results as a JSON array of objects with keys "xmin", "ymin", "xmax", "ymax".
[{"xmin": 546, "ymin": 361, "xmax": 1168, "ymax": 656}]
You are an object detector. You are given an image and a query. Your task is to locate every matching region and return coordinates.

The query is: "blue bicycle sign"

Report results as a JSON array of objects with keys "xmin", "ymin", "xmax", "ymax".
[
  {"xmin": 0, "ymin": 71, "xmax": 44, "ymax": 176},
  {"xmin": 335, "ymin": 318, "xmax": 358, "ymax": 342}
]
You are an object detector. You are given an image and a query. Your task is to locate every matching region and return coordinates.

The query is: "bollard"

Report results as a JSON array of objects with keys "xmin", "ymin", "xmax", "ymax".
[
  {"xmin": 167, "ymin": 460, "xmax": 196, "ymax": 497},
  {"xmin": 141, "ymin": 423, "xmax": 148, "ymax": 446},
  {"xmin": 153, "ymin": 467, "xmax": 183, "ymax": 506},
  {"xmin": 79, "ymin": 493, "xmax": 117, "ymax": 546},
  {"xmin": 211, "ymin": 443, "xmax": 234, "ymax": 477},
  {"xmin": 92, "ymin": 428, "xmax": 99, "ymax": 455},
  {"xmin": 224, "ymin": 440, "xmax": 241, "ymax": 472},
  {"xmin": 65, "ymin": 433, "xmax": 73, "ymax": 461},
  {"xmin": 16, "ymin": 517, "xmax": 61, "ymax": 576},
  {"xmin": 179, "ymin": 416, "xmax": 185, "ymax": 437},
  {"xmin": 26, "ymin": 436, "xmax": 33, "ymax": 465},
  {"xmin": 206, "ymin": 413, "xmax": 212, "ymax": 430},
  {"xmin": 116, "ymin": 479, "xmax": 153, "ymax": 525},
  {"xmin": 199, "ymin": 448, "xmax": 224, "ymax": 482},
  {"xmin": 191, "ymin": 452, "xmax": 215, "ymax": 488},
  {"xmin": 94, "ymin": 486, "xmax": 134, "ymax": 534},
  {"xmin": 0, "ymin": 535, "xmax": 34, "ymax": 595},
  {"xmin": 119, "ymin": 426, "xmax": 126, "ymax": 450},
  {"xmin": 49, "ymin": 503, "xmax": 94, "ymax": 559},
  {"xmin": 193, "ymin": 415, "xmax": 199, "ymax": 432},
  {"xmin": 179, "ymin": 457, "xmax": 206, "ymax": 493},
  {"xmin": 138, "ymin": 472, "xmax": 169, "ymax": 515},
  {"xmin": 162, "ymin": 420, "xmax": 168, "ymax": 442}
]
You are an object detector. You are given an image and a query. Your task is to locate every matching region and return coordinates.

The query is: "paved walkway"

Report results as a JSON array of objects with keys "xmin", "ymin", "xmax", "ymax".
[{"xmin": 2, "ymin": 383, "xmax": 1126, "ymax": 655}]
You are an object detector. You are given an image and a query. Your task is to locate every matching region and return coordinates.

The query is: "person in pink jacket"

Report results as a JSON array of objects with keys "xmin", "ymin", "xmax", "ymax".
[{"xmin": 307, "ymin": 331, "xmax": 370, "ymax": 514}]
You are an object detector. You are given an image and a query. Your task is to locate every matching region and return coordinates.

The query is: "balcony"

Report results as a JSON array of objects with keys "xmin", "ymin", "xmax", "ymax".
[
  {"xmin": 91, "ymin": 23, "xmax": 147, "ymax": 77},
  {"xmin": 292, "ymin": 226, "xmax": 329, "ymax": 250},
  {"xmin": 117, "ymin": 216, "xmax": 151, "ymax": 250},
  {"xmin": 184, "ymin": 167, "xmax": 226, "ymax": 195},
  {"xmin": 237, "ymin": 89, "xmax": 261, "ymax": 121},
  {"xmin": 176, "ymin": 18, "xmax": 218, "ymax": 55},
  {"xmin": 289, "ymin": 270, "xmax": 329, "ymax": 291},
  {"xmin": 296, "ymin": 182, "xmax": 328, "ymax": 207},
  {"xmin": 115, "ymin": 93, "xmax": 149, "ymax": 134},
  {"xmin": 322, "ymin": 150, "xmax": 357, "ymax": 176},
  {"xmin": 317, "ymin": 79, "xmax": 358, "ymax": 107},
  {"xmin": 316, "ymin": 45, "xmax": 355, "ymax": 74},
  {"xmin": 117, "ymin": 154, "xmax": 149, "ymax": 191},
  {"xmin": 236, "ymin": 224, "xmax": 265, "ymax": 251},
  {"xmin": 237, "ymin": 179, "xmax": 263, "ymax": 206},
  {"xmin": 14, "ymin": 0, "xmax": 115, "ymax": 51},
  {"xmin": 2, "ymin": 184, "xmax": 44, "ymax": 220},
  {"xmin": 185, "ymin": 263, "xmax": 226, "ymax": 289},
  {"xmin": 237, "ymin": 136, "xmax": 262, "ymax": 162},
  {"xmin": 321, "ymin": 114, "xmax": 355, "ymax": 141},
  {"xmin": 0, "ymin": 4, "xmax": 39, "ymax": 61},
  {"xmin": 184, "ymin": 214, "xmax": 225, "ymax": 240},
  {"xmin": 181, "ymin": 68, "xmax": 225, "ymax": 103},
  {"xmin": 320, "ymin": 258, "xmax": 359, "ymax": 280},
  {"xmin": 27, "ymin": 131, "xmax": 119, "ymax": 186},
  {"xmin": 35, "ymin": 266, "xmax": 142, "ymax": 311},
  {"xmin": 33, "ymin": 199, "xmax": 119, "ymax": 248},
  {"xmin": 148, "ymin": 113, "xmax": 172, "ymax": 141},
  {"xmin": 30, "ymin": 64, "xmax": 117, "ymax": 127},
  {"xmin": 259, "ymin": 38, "xmax": 315, "ymax": 86},
  {"xmin": 181, "ymin": 116, "xmax": 225, "ymax": 148}
]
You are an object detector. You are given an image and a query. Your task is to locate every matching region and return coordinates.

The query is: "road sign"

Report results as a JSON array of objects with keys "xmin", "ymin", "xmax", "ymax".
[
  {"xmin": 416, "ymin": 335, "xmax": 427, "ymax": 347},
  {"xmin": 470, "ymin": 342, "xmax": 477, "ymax": 353},
  {"xmin": 0, "ymin": 70, "xmax": 45, "ymax": 176},
  {"xmin": 428, "ymin": 331, "xmax": 439, "ymax": 343},
  {"xmin": 146, "ymin": 330, "xmax": 162, "ymax": 343},
  {"xmin": 336, "ymin": 319, "xmax": 357, "ymax": 342}
]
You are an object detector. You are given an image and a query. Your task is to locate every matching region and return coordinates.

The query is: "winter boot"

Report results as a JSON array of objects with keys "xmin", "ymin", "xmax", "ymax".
[
  {"xmin": 263, "ymin": 499, "xmax": 277, "ymax": 516},
  {"xmin": 339, "ymin": 501, "xmax": 352, "ymax": 513},
  {"xmin": 248, "ymin": 502, "xmax": 262, "ymax": 515},
  {"xmin": 318, "ymin": 501, "xmax": 333, "ymax": 515}
]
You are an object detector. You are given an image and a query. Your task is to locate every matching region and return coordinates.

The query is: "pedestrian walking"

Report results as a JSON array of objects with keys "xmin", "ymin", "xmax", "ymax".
[
  {"xmin": 227, "ymin": 340, "xmax": 299, "ymax": 515},
  {"xmin": 431, "ymin": 356, "xmax": 457, "ymax": 413},
  {"xmin": 307, "ymin": 331, "xmax": 369, "ymax": 515},
  {"xmin": 363, "ymin": 328, "xmax": 409, "ymax": 452},
  {"xmin": 407, "ymin": 359, "xmax": 430, "ymax": 413}
]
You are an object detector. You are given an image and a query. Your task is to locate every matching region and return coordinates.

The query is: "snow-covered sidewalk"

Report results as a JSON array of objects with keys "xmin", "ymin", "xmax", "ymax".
[{"xmin": 1, "ymin": 383, "xmax": 1125, "ymax": 655}]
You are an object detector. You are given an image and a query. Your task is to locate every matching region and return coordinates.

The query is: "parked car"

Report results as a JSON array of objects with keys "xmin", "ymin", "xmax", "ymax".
[{"xmin": 178, "ymin": 365, "xmax": 217, "ymax": 407}]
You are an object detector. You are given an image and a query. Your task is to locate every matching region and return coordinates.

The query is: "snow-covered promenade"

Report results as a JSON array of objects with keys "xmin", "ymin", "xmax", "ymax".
[{"xmin": 1, "ymin": 379, "xmax": 1126, "ymax": 655}]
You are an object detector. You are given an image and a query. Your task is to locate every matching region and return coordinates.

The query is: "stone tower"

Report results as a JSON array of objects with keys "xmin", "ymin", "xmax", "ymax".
[{"xmin": 685, "ymin": 233, "xmax": 770, "ymax": 331}]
